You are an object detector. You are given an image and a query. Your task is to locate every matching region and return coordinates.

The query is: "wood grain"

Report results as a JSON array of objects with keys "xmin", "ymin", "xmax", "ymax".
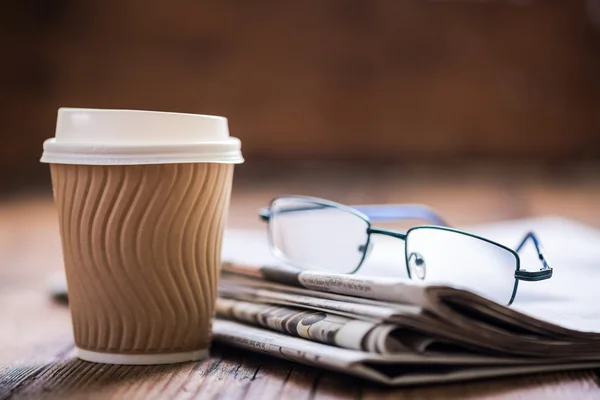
[
  {"xmin": 5, "ymin": 351, "xmax": 600, "ymax": 400},
  {"xmin": 360, "ymin": 371, "xmax": 600, "ymax": 400},
  {"xmin": 1, "ymin": 162, "xmax": 600, "ymax": 399}
]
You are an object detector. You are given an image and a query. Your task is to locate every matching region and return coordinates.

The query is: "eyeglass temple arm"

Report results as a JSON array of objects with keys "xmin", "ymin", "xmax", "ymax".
[
  {"xmin": 352, "ymin": 204, "xmax": 449, "ymax": 226},
  {"xmin": 260, "ymin": 204, "xmax": 448, "ymax": 226},
  {"xmin": 514, "ymin": 232, "xmax": 553, "ymax": 281}
]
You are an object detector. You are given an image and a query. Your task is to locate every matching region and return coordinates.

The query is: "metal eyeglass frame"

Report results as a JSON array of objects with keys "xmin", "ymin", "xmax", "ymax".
[{"xmin": 259, "ymin": 195, "xmax": 553, "ymax": 306}]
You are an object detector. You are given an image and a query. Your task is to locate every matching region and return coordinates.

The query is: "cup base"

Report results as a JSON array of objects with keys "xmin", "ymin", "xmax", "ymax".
[{"xmin": 76, "ymin": 347, "xmax": 209, "ymax": 365}]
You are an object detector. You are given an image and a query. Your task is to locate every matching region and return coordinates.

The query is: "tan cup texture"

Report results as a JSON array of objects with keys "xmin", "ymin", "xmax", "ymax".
[{"xmin": 50, "ymin": 162, "xmax": 233, "ymax": 355}]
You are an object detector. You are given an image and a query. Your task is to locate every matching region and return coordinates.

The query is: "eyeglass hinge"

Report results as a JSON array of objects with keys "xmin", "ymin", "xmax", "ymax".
[
  {"xmin": 514, "ymin": 268, "xmax": 553, "ymax": 282},
  {"xmin": 259, "ymin": 208, "xmax": 271, "ymax": 221}
]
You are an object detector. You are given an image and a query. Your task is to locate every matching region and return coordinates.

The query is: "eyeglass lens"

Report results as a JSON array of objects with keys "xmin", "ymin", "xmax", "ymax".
[
  {"xmin": 269, "ymin": 197, "xmax": 369, "ymax": 274},
  {"xmin": 406, "ymin": 227, "xmax": 518, "ymax": 304}
]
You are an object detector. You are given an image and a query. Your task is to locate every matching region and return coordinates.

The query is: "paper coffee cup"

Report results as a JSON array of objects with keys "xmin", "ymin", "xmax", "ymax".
[{"xmin": 41, "ymin": 108, "xmax": 243, "ymax": 365}]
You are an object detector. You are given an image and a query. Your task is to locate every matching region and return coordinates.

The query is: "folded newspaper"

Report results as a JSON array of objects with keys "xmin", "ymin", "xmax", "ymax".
[
  {"xmin": 211, "ymin": 217, "xmax": 600, "ymax": 385},
  {"xmin": 49, "ymin": 217, "xmax": 600, "ymax": 386}
]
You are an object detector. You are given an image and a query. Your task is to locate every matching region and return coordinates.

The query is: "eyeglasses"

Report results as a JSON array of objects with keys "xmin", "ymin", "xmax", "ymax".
[{"xmin": 259, "ymin": 196, "xmax": 553, "ymax": 306}]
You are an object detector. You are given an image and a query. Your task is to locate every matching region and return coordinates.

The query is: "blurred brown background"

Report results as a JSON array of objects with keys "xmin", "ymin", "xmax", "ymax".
[
  {"xmin": 3, "ymin": 2, "xmax": 600, "ymax": 396},
  {"xmin": 1, "ymin": 0, "xmax": 600, "ymax": 193}
]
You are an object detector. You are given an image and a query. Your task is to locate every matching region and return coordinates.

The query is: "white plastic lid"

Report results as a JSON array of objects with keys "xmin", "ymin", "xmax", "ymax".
[{"xmin": 40, "ymin": 108, "xmax": 244, "ymax": 165}]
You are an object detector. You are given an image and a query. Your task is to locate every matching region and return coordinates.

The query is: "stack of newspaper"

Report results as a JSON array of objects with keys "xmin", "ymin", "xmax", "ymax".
[
  {"xmin": 211, "ymin": 262, "xmax": 600, "ymax": 385},
  {"xmin": 212, "ymin": 218, "xmax": 600, "ymax": 385},
  {"xmin": 48, "ymin": 217, "xmax": 600, "ymax": 385}
]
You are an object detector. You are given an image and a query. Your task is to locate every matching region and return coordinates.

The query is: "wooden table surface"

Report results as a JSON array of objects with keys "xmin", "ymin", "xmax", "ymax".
[{"xmin": 2, "ymin": 161, "xmax": 600, "ymax": 399}]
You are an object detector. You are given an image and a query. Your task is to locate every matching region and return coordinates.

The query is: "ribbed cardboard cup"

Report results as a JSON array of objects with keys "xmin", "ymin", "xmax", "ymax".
[{"xmin": 42, "ymin": 108, "xmax": 243, "ymax": 365}]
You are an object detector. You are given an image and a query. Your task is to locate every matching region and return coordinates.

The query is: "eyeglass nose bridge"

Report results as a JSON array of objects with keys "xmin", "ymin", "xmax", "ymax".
[{"xmin": 366, "ymin": 227, "xmax": 407, "ymax": 240}]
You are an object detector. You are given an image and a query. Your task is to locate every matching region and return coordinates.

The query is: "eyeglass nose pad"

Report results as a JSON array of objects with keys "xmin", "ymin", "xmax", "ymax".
[
  {"xmin": 358, "ymin": 242, "xmax": 374, "ymax": 256},
  {"xmin": 408, "ymin": 252, "xmax": 426, "ymax": 280}
]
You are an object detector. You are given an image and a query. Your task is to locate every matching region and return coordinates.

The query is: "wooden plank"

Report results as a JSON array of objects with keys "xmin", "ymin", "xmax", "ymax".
[
  {"xmin": 7, "ymin": 355, "xmax": 600, "ymax": 400},
  {"xmin": 184, "ymin": 350, "xmax": 249, "ymax": 400},
  {"xmin": 0, "ymin": 289, "xmax": 72, "ymax": 365},
  {"xmin": 2, "ymin": 164, "xmax": 600, "ymax": 399},
  {"xmin": 0, "ymin": 366, "xmax": 47, "ymax": 400},
  {"xmin": 0, "ymin": 197, "xmax": 76, "ymax": 399},
  {"xmin": 8, "ymin": 347, "xmax": 305, "ymax": 400},
  {"xmin": 278, "ymin": 367, "xmax": 320, "ymax": 400},
  {"xmin": 361, "ymin": 370, "xmax": 600, "ymax": 400},
  {"xmin": 242, "ymin": 360, "xmax": 293, "ymax": 400},
  {"xmin": 312, "ymin": 372, "xmax": 362, "ymax": 400},
  {"xmin": 9, "ymin": 352, "xmax": 216, "ymax": 399}
]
